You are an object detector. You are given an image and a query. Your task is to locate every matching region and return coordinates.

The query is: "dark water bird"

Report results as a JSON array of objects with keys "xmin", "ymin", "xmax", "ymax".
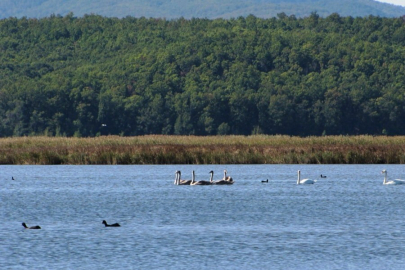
[
  {"xmin": 12, "ymin": 177, "xmax": 15, "ymax": 180},
  {"xmin": 261, "ymin": 179, "xmax": 269, "ymax": 183},
  {"xmin": 22, "ymin": 222, "xmax": 41, "ymax": 229},
  {"xmin": 102, "ymin": 220, "xmax": 120, "ymax": 227},
  {"xmin": 320, "ymin": 174, "xmax": 327, "ymax": 178}
]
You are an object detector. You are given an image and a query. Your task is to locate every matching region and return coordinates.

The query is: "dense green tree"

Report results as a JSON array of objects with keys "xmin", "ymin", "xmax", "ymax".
[{"xmin": 1, "ymin": 14, "xmax": 405, "ymax": 137}]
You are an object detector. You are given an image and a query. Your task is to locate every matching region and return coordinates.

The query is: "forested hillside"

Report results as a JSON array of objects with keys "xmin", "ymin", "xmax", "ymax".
[
  {"xmin": 1, "ymin": 14, "xmax": 405, "ymax": 137},
  {"xmin": 1, "ymin": 0, "xmax": 405, "ymax": 19}
]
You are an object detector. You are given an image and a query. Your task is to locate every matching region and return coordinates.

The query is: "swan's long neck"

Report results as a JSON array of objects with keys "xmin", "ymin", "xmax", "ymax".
[
  {"xmin": 383, "ymin": 170, "xmax": 387, "ymax": 184},
  {"xmin": 297, "ymin": 170, "xmax": 300, "ymax": 184},
  {"xmin": 174, "ymin": 171, "xmax": 179, "ymax": 185},
  {"xmin": 191, "ymin": 170, "xmax": 195, "ymax": 184},
  {"xmin": 210, "ymin": 171, "xmax": 213, "ymax": 183},
  {"xmin": 223, "ymin": 170, "xmax": 227, "ymax": 180}
]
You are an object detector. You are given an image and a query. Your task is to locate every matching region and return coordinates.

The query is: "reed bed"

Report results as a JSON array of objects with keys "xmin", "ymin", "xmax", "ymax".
[{"xmin": 0, "ymin": 135, "xmax": 405, "ymax": 164}]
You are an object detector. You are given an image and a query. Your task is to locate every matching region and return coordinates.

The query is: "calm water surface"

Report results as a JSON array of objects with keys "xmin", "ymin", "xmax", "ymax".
[{"xmin": 2, "ymin": 165, "xmax": 405, "ymax": 269}]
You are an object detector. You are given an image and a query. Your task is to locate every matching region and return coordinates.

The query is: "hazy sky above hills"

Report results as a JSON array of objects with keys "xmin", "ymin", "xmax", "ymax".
[
  {"xmin": 1, "ymin": 0, "xmax": 405, "ymax": 19},
  {"xmin": 375, "ymin": 0, "xmax": 405, "ymax": 6}
]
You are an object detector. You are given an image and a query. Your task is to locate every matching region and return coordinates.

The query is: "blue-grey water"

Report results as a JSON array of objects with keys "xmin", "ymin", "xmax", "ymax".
[{"xmin": 2, "ymin": 164, "xmax": 405, "ymax": 269}]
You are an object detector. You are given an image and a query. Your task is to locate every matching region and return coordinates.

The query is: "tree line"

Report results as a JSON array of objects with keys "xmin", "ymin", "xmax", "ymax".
[{"xmin": 0, "ymin": 13, "xmax": 405, "ymax": 137}]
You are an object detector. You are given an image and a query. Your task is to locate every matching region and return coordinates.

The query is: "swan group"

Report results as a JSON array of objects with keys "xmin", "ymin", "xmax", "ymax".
[
  {"xmin": 174, "ymin": 169, "xmax": 405, "ymax": 186},
  {"xmin": 174, "ymin": 169, "xmax": 315, "ymax": 185},
  {"xmin": 174, "ymin": 170, "xmax": 234, "ymax": 185}
]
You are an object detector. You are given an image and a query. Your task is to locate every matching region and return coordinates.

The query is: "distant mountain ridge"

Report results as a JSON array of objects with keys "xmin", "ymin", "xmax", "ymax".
[{"xmin": 1, "ymin": 0, "xmax": 405, "ymax": 19}]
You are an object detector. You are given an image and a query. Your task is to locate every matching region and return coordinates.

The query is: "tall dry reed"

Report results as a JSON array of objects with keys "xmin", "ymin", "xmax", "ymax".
[{"xmin": 0, "ymin": 135, "xmax": 404, "ymax": 164}]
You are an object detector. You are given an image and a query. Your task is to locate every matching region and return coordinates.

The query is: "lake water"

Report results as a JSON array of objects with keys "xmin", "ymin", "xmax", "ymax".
[{"xmin": 2, "ymin": 164, "xmax": 405, "ymax": 269}]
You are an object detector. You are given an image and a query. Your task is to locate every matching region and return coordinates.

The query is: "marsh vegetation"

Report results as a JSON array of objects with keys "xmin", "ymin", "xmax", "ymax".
[{"xmin": 1, "ymin": 135, "xmax": 404, "ymax": 164}]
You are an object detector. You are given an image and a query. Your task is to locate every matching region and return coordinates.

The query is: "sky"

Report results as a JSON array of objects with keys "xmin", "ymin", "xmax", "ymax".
[{"xmin": 375, "ymin": 0, "xmax": 405, "ymax": 6}]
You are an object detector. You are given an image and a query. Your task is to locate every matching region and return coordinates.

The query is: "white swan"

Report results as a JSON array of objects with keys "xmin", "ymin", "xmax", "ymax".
[
  {"xmin": 382, "ymin": 169, "xmax": 405, "ymax": 185},
  {"xmin": 222, "ymin": 170, "xmax": 234, "ymax": 183},
  {"xmin": 210, "ymin": 170, "xmax": 233, "ymax": 185},
  {"xmin": 174, "ymin": 170, "xmax": 179, "ymax": 185},
  {"xmin": 190, "ymin": 170, "xmax": 212, "ymax": 185},
  {"xmin": 297, "ymin": 170, "xmax": 316, "ymax": 185},
  {"xmin": 174, "ymin": 170, "xmax": 192, "ymax": 185}
]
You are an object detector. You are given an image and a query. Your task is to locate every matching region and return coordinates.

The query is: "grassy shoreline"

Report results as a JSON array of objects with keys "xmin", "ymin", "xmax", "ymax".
[{"xmin": 0, "ymin": 135, "xmax": 404, "ymax": 165}]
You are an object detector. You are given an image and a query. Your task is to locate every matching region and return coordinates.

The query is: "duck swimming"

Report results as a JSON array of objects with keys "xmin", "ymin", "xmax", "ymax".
[
  {"xmin": 102, "ymin": 220, "xmax": 120, "ymax": 227},
  {"xmin": 22, "ymin": 222, "xmax": 41, "ymax": 229}
]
